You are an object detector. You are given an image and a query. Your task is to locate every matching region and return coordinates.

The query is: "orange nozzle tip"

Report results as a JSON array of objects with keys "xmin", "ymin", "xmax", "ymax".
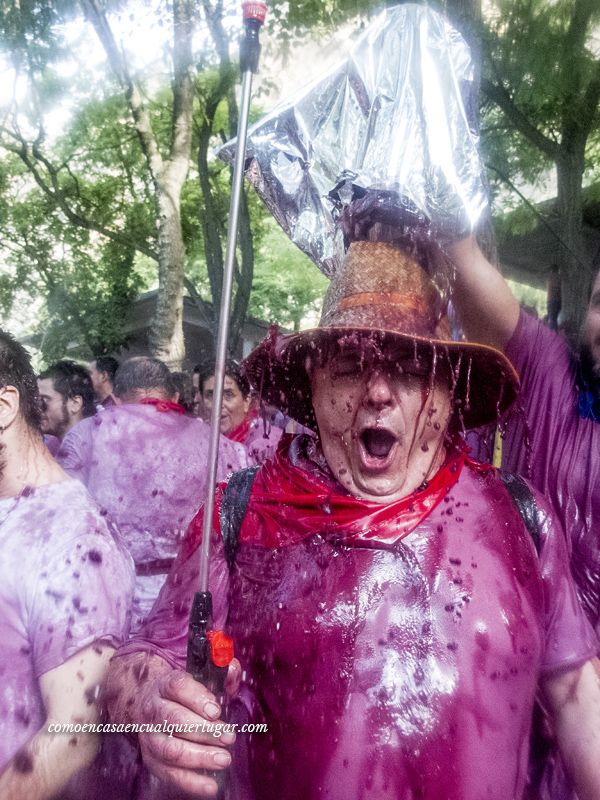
[
  {"xmin": 242, "ymin": 1, "xmax": 267, "ymax": 23},
  {"xmin": 207, "ymin": 630, "xmax": 235, "ymax": 668}
]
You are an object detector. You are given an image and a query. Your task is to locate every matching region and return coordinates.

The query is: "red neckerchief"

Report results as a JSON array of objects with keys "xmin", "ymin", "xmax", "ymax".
[
  {"xmin": 139, "ymin": 397, "xmax": 186, "ymax": 414},
  {"xmin": 236, "ymin": 436, "xmax": 489, "ymax": 548},
  {"xmin": 227, "ymin": 409, "xmax": 258, "ymax": 443}
]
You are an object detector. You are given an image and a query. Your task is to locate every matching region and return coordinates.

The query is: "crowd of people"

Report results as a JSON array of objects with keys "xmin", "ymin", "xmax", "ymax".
[
  {"xmin": 0, "ymin": 343, "xmax": 292, "ymax": 798},
  {"xmin": 1, "ymin": 227, "xmax": 600, "ymax": 799}
]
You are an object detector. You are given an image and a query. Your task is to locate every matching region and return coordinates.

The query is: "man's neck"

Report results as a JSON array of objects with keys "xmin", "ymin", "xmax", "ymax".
[
  {"xmin": 99, "ymin": 383, "xmax": 114, "ymax": 404},
  {"xmin": 61, "ymin": 415, "xmax": 83, "ymax": 440},
  {"xmin": 0, "ymin": 429, "xmax": 66, "ymax": 499},
  {"xmin": 122, "ymin": 389, "xmax": 172, "ymax": 403}
]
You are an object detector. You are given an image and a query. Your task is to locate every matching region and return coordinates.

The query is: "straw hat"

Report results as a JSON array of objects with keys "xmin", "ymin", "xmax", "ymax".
[{"xmin": 243, "ymin": 241, "xmax": 519, "ymax": 430}]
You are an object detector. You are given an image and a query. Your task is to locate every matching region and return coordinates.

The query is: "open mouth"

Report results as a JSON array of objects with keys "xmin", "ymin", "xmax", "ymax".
[{"xmin": 359, "ymin": 427, "xmax": 398, "ymax": 470}]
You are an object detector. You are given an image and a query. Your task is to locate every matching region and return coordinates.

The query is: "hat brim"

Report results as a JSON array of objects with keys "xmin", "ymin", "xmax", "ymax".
[{"xmin": 243, "ymin": 326, "xmax": 519, "ymax": 431}]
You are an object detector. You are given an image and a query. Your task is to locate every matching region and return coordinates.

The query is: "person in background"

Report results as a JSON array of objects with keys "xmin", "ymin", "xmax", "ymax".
[
  {"xmin": 89, "ymin": 355, "xmax": 119, "ymax": 408},
  {"xmin": 199, "ymin": 358, "xmax": 283, "ymax": 465},
  {"xmin": 191, "ymin": 362, "xmax": 206, "ymax": 418},
  {"xmin": 58, "ymin": 356, "xmax": 248, "ymax": 632},
  {"xmin": 170, "ymin": 370, "xmax": 195, "ymax": 415},
  {"xmin": 0, "ymin": 329, "xmax": 134, "ymax": 800},
  {"xmin": 37, "ymin": 360, "xmax": 96, "ymax": 443}
]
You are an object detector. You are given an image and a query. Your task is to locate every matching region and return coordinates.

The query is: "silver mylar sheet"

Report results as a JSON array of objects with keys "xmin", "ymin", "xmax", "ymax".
[{"xmin": 218, "ymin": 3, "xmax": 487, "ymax": 277}]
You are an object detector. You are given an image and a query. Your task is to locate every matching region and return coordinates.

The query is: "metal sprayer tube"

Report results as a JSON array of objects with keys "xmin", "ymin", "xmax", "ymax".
[{"xmin": 197, "ymin": 70, "xmax": 255, "ymax": 594}]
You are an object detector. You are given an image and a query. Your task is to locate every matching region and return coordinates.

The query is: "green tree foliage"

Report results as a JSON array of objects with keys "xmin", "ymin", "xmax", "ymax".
[
  {"xmin": 249, "ymin": 220, "xmax": 329, "ymax": 332},
  {"xmin": 0, "ymin": 144, "xmax": 144, "ymax": 360},
  {"xmin": 0, "ymin": 0, "xmax": 335, "ymax": 364},
  {"xmin": 479, "ymin": 0, "xmax": 600, "ymax": 330},
  {"xmin": 0, "ymin": 79, "xmax": 157, "ymax": 360},
  {"xmin": 18, "ymin": 0, "xmax": 598, "ymax": 362},
  {"xmin": 0, "ymin": 70, "xmax": 325, "ymax": 361},
  {"xmin": 0, "ymin": 0, "xmax": 200, "ymax": 368}
]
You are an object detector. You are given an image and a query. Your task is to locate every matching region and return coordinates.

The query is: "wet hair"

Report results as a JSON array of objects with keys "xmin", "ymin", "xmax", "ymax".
[
  {"xmin": 93, "ymin": 355, "xmax": 119, "ymax": 383},
  {"xmin": 198, "ymin": 358, "xmax": 250, "ymax": 398},
  {"xmin": 0, "ymin": 329, "xmax": 42, "ymax": 431},
  {"xmin": 38, "ymin": 360, "xmax": 96, "ymax": 419},
  {"xmin": 114, "ymin": 357, "xmax": 176, "ymax": 399}
]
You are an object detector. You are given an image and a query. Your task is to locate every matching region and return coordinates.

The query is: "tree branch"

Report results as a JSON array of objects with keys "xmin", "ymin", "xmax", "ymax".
[
  {"xmin": 559, "ymin": 0, "xmax": 599, "ymax": 144},
  {"xmin": 577, "ymin": 57, "xmax": 600, "ymax": 138},
  {"xmin": 201, "ymin": 0, "xmax": 228, "ymax": 63},
  {"xmin": 165, "ymin": 0, "xmax": 194, "ymax": 184},
  {"xmin": 183, "ymin": 276, "xmax": 213, "ymax": 326},
  {"xmin": 480, "ymin": 77, "xmax": 560, "ymax": 161},
  {"xmin": 563, "ymin": 0, "xmax": 597, "ymax": 90},
  {"xmin": 0, "ymin": 130, "xmax": 158, "ymax": 261},
  {"xmin": 197, "ymin": 121, "xmax": 224, "ymax": 316},
  {"xmin": 82, "ymin": 0, "xmax": 164, "ymax": 185}
]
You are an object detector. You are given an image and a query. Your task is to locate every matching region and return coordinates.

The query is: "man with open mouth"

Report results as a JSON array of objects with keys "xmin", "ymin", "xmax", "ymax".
[{"xmin": 104, "ymin": 237, "xmax": 600, "ymax": 800}]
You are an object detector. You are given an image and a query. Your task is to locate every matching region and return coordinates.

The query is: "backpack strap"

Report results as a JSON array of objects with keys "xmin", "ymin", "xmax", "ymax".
[
  {"xmin": 499, "ymin": 471, "xmax": 541, "ymax": 555},
  {"xmin": 219, "ymin": 466, "xmax": 260, "ymax": 571}
]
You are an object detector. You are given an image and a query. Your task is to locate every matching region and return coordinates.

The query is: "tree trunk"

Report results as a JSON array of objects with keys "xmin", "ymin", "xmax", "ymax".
[
  {"xmin": 84, "ymin": 0, "xmax": 194, "ymax": 371},
  {"xmin": 151, "ymin": 176, "xmax": 187, "ymax": 367},
  {"xmin": 223, "ymin": 79, "xmax": 255, "ymax": 354},
  {"xmin": 556, "ymin": 146, "xmax": 589, "ymax": 342},
  {"xmin": 148, "ymin": 0, "xmax": 194, "ymax": 369},
  {"xmin": 445, "ymin": 0, "xmax": 482, "ymax": 39},
  {"xmin": 197, "ymin": 121, "xmax": 224, "ymax": 322},
  {"xmin": 229, "ymin": 186, "xmax": 255, "ymax": 353}
]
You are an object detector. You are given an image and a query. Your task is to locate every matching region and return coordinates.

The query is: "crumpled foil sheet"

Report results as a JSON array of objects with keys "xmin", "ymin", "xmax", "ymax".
[{"xmin": 218, "ymin": 3, "xmax": 487, "ymax": 277}]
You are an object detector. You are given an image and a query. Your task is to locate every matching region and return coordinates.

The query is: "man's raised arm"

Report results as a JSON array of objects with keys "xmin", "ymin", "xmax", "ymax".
[{"xmin": 447, "ymin": 236, "xmax": 521, "ymax": 352}]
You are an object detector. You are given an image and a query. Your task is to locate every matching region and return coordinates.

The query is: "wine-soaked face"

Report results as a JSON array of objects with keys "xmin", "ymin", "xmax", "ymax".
[
  {"xmin": 310, "ymin": 336, "xmax": 452, "ymax": 503},
  {"xmin": 88, "ymin": 360, "xmax": 108, "ymax": 399},
  {"xmin": 37, "ymin": 378, "xmax": 70, "ymax": 439}
]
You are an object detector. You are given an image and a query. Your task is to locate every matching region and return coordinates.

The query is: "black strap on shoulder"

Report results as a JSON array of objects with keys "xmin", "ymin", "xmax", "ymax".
[
  {"xmin": 499, "ymin": 471, "xmax": 541, "ymax": 556},
  {"xmin": 219, "ymin": 466, "xmax": 260, "ymax": 571},
  {"xmin": 220, "ymin": 468, "xmax": 541, "ymax": 567}
]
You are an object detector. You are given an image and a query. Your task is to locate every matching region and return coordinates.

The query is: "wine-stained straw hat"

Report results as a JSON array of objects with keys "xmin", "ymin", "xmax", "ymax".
[{"xmin": 243, "ymin": 240, "xmax": 519, "ymax": 431}]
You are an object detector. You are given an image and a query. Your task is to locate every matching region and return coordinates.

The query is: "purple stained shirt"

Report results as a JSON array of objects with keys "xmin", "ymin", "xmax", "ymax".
[
  {"xmin": 0, "ymin": 478, "xmax": 134, "ymax": 773},
  {"xmin": 44, "ymin": 434, "xmax": 61, "ymax": 457},
  {"xmin": 57, "ymin": 403, "xmax": 249, "ymax": 631},
  {"xmin": 117, "ymin": 440, "xmax": 597, "ymax": 800},
  {"xmin": 243, "ymin": 416, "xmax": 284, "ymax": 465},
  {"xmin": 503, "ymin": 311, "xmax": 600, "ymax": 635}
]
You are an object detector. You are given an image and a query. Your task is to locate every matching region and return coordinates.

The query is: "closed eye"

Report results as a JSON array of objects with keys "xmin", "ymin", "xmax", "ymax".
[{"xmin": 330, "ymin": 356, "xmax": 360, "ymax": 378}]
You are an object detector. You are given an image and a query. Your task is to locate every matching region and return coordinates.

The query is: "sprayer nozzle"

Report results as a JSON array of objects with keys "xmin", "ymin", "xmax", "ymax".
[{"xmin": 242, "ymin": 1, "xmax": 267, "ymax": 24}]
